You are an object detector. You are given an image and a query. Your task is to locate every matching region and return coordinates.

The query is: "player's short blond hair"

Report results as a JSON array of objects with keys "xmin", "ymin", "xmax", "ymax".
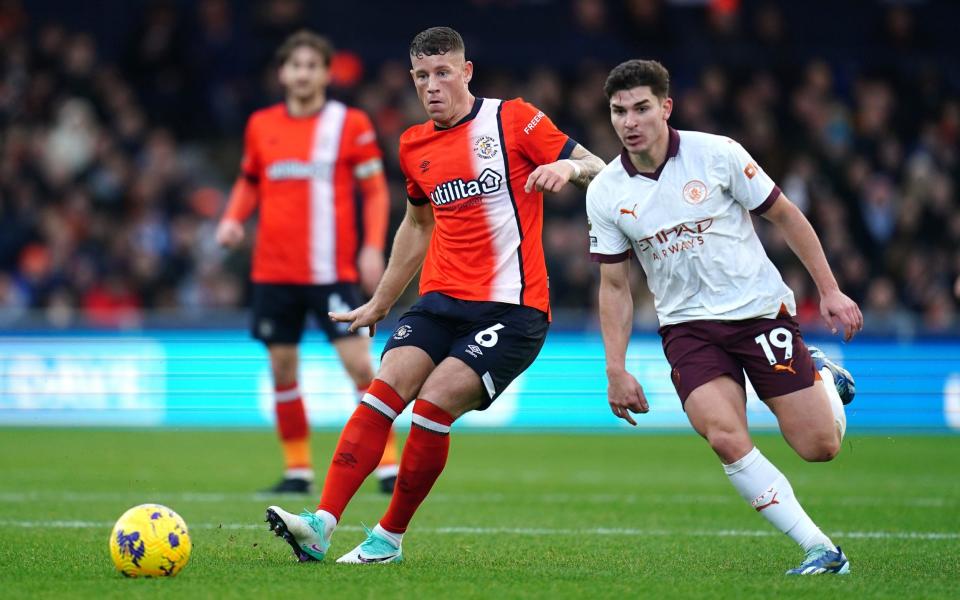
[
  {"xmin": 409, "ymin": 27, "xmax": 464, "ymax": 59},
  {"xmin": 275, "ymin": 30, "xmax": 334, "ymax": 67}
]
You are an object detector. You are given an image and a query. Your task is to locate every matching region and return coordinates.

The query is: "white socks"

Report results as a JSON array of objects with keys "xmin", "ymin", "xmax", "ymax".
[
  {"xmin": 312, "ymin": 510, "xmax": 338, "ymax": 538},
  {"xmin": 374, "ymin": 523, "xmax": 403, "ymax": 548},
  {"xmin": 284, "ymin": 467, "xmax": 315, "ymax": 481},
  {"xmin": 724, "ymin": 447, "xmax": 834, "ymax": 552},
  {"xmin": 819, "ymin": 367, "xmax": 847, "ymax": 441},
  {"xmin": 375, "ymin": 464, "xmax": 400, "ymax": 479},
  {"xmin": 309, "ymin": 513, "xmax": 401, "ymax": 547}
]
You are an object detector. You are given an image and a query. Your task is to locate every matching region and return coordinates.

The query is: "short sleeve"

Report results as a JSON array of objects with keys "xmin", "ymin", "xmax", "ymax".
[
  {"xmin": 240, "ymin": 117, "xmax": 261, "ymax": 182},
  {"xmin": 586, "ymin": 180, "xmax": 631, "ymax": 263},
  {"xmin": 398, "ymin": 139, "xmax": 428, "ymax": 206},
  {"xmin": 511, "ymin": 99, "xmax": 577, "ymax": 166},
  {"xmin": 722, "ymin": 139, "xmax": 780, "ymax": 214},
  {"xmin": 345, "ymin": 110, "xmax": 384, "ymax": 179}
]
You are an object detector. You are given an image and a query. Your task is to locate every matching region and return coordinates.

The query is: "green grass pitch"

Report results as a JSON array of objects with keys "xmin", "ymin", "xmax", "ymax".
[{"xmin": 1, "ymin": 429, "xmax": 958, "ymax": 598}]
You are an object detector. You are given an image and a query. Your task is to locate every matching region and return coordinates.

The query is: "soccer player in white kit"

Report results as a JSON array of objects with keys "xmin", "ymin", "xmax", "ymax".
[{"xmin": 587, "ymin": 60, "xmax": 863, "ymax": 575}]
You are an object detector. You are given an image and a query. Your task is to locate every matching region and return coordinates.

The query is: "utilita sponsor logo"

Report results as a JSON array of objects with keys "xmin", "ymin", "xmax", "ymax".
[
  {"xmin": 430, "ymin": 168, "xmax": 503, "ymax": 206},
  {"xmin": 266, "ymin": 160, "xmax": 333, "ymax": 181}
]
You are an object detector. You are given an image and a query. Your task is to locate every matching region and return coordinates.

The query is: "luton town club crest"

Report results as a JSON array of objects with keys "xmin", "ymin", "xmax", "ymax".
[{"xmin": 473, "ymin": 135, "xmax": 499, "ymax": 159}]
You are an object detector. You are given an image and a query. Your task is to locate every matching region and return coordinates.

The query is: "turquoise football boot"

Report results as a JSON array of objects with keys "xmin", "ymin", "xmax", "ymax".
[
  {"xmin": 336, "ymin": 525, "xmax": 403, "ymax": 564},
  {"xmin": 265, "ymin": 506, "xmax": 332, "ymax": 562}
]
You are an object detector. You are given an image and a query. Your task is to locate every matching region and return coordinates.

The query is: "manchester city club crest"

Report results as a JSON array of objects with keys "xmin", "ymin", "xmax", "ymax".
[
  {"xmin": 683, "ymin": 179, "xmax": 708, "ymax": 205},
  {"xmin": 473, "ymin": 135, "xmax": 499, "ymax": 159}
]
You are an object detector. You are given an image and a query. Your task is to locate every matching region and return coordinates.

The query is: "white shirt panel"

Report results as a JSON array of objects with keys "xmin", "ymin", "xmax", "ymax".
[
  {"xmin": 586, "ymin": 129, "xmax": 795, "ymax": 325},
  {"xmin": 471, "ymin": 98, "xmax": 524, "ymax": 305},
  {"xmin": 308, "ymin": 100, "xmax": 346, "ymax": 283}
]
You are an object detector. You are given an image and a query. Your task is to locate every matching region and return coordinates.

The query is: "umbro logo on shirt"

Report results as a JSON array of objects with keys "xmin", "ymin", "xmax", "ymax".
[
  {"xmin": 430, "ymin": 168, "xmax": 503, "ymax": 206},
  {"xmin": 419, "ymin": 160, "xmax": 431, "ymax": 173}
]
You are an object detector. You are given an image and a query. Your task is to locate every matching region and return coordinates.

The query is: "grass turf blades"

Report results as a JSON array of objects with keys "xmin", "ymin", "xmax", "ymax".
[{"xmin": 0, "ymin": 430, "xmax": 957, "ymax": 598}]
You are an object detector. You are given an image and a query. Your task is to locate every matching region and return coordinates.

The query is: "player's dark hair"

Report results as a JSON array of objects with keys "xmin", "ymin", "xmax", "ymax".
[
  {"xmin": 275, "ymin": 29, "xmax": 334, "ymax": 67},
  {"xmin": 604, "ymin": 59, "xmax": 670, "ymax": 100},
  {"xmin": 409, "ymin": 27, "xmax": 465, "ymax": 59}
]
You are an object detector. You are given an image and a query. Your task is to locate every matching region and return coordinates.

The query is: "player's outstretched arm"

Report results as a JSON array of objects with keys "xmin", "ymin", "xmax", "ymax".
[
  {"xmin": 599, "ymin": 260, "xmax": 649, "ymax": 425},
  {"xmin": 761, "ymin": 193, "xmax": 864, "ymax": 341},
  {"xmin": 216, "ymin": 177, "xmax": 258, "ymax": 248},
  {"xmin": 329, "ymin": 202, "xmax": 434, "ymax": 336},
  {"xmin": 356, "ymin": 169, "xmax": 390, "ymax": 296},
  {"xmin": 524, "ymin": 144, "xmax": 605, "ymax": 193}
]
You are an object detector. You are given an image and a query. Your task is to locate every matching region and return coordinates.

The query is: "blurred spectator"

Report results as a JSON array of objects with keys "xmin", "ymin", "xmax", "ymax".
[
  {"xmin": 862, "ymin": 277, "xmax": 915, "ymax": 339},
  {"xmin": 0, "ymin": 0, "xmax": 956, "ymax": 335}
]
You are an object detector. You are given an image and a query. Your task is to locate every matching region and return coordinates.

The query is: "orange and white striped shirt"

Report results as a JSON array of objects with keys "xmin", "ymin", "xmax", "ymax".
[
  {"xmin": 399, "ymin": 97, "xmax": 575, "ymax": 315},
  {"xmin": 239, "ymin": 101, "xmax": 384, "ymax": 284}
]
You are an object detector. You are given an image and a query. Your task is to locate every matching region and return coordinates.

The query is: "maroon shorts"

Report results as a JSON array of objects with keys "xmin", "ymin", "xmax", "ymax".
[{"xmin": 659, "ymin": 312, "xmax": 817, "ymax": 405}]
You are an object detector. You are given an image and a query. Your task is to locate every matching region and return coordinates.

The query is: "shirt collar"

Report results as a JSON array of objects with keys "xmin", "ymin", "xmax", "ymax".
[
  {"xmin": 434, "ymin": 97, "xmax": 483, "ymax": 131},
  {"xmin": 620, "ymin": 127, "xmax": 680, "ymax": 180}
]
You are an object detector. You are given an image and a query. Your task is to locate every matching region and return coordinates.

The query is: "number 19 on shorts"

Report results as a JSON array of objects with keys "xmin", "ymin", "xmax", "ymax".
[{"xmin": 755, "ymin": 327, "xmax": 794, "ymax": 365}]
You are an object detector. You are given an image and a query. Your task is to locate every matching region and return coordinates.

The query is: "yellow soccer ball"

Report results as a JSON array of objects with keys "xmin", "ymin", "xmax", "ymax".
[{"xmin": 109, "ymin": 504, "xmax": 192, "ymax": 577}]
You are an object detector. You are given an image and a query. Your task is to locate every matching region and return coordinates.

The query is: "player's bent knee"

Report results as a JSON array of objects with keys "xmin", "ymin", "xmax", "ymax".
[
  {"xmin": 377, "ymin": 346, "xmax": 435, "ymax": 400},
  {"xmin": 268, "ymin": 347, "xmax": 299, "ymax": 385},
  {"xmin": 797, "ymin": 436, "xmax": 840, "ymax": 462},
  {"xmin": 342, "ymin": 359, "xmax": 375, "ymax": 386},
  {"xmin": 705, "ymin": 429, "xmax": 752, "ymax": 464},
  {"xmin": 417, "ymin": 383, "xmax": 484, "ymax": 420}
]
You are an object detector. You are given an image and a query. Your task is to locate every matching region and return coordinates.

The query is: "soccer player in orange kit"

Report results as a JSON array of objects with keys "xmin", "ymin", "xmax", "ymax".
[
  {"xmin": 216, "ymin": 30, "xmax": 398, "ymax": 494},
  {"xmin": 265, "ymin": 26, "xmax": 606, "ymax": 563}
]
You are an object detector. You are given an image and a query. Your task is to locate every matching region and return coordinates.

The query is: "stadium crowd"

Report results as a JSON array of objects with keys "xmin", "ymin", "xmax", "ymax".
[{"xmin": 0, "ymin": 0, "xmax": 957, "ymax": 335}]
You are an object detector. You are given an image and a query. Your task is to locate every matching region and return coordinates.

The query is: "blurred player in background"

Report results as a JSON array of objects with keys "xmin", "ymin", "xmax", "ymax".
[
  {"xmin": 265, "ymin": 26, "xmax": 605, "ymax": 563},
  {"xmin": 216, "ymin": 30, "xmax": 398, "ymax": 495},
  {"xmin": 588, "ymin": 60, "xmax": 862, "ymax": 575}
]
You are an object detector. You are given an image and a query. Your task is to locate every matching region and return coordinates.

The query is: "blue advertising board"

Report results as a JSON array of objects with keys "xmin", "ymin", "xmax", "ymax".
[{"xmin": 1, "ymin": 332, "xmax": 957, "ymax": 432}]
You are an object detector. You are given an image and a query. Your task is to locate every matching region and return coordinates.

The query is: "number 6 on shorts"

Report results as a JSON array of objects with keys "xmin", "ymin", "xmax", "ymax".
[{"xmin": 475, "ymin": 323, "xmax": 505, "ymax": 348}]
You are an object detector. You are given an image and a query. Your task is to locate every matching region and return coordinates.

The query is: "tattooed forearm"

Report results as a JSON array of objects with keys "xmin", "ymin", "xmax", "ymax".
[
  {"xmin": 565, "ymin": 144, "xmax": 606, "ymax": 189},
  {"xmin": 567, "ymin": 153, "xmax": 606, "ymax": 188}
]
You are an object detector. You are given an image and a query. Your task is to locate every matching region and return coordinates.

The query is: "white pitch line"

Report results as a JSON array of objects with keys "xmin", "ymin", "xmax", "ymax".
[
  {"xmin": 0, "ymin": 520, "xmax": 956, "ymax": 541},
  {"xmin": 0, "ymin": 491, "xmax": 953, "ymax": 508}
]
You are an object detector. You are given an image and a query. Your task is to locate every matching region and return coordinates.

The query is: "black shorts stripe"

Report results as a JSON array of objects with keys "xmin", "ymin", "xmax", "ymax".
[{"xmin": 496, "ymin": 101, "xmax": 525, "ymax": 306}]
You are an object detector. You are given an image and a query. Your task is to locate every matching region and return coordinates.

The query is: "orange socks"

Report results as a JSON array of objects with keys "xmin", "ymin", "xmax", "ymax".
[
  {"xmin": 380, "ymin": 399, "xmax": 455, "ymax": 534},
  {"xmin": 317, "ymin": 379, "xmax": 407, "ymax": 519},
  {"xmin": 357, "ymin": 384, "xmax": 400, "ymax": 478},
  {"xmin": 274, "ymin": 382, "xmax": 311, "ymax": 476}
]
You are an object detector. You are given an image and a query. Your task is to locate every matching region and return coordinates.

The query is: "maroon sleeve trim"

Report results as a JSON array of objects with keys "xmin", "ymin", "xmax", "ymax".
[
  {"xmin": 750, "ymin": 185, "xmax": 782, "ymax": 216},
  {"xmin": 590, "ymin": 250, "xmax": 631, "ymax": 263}
]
